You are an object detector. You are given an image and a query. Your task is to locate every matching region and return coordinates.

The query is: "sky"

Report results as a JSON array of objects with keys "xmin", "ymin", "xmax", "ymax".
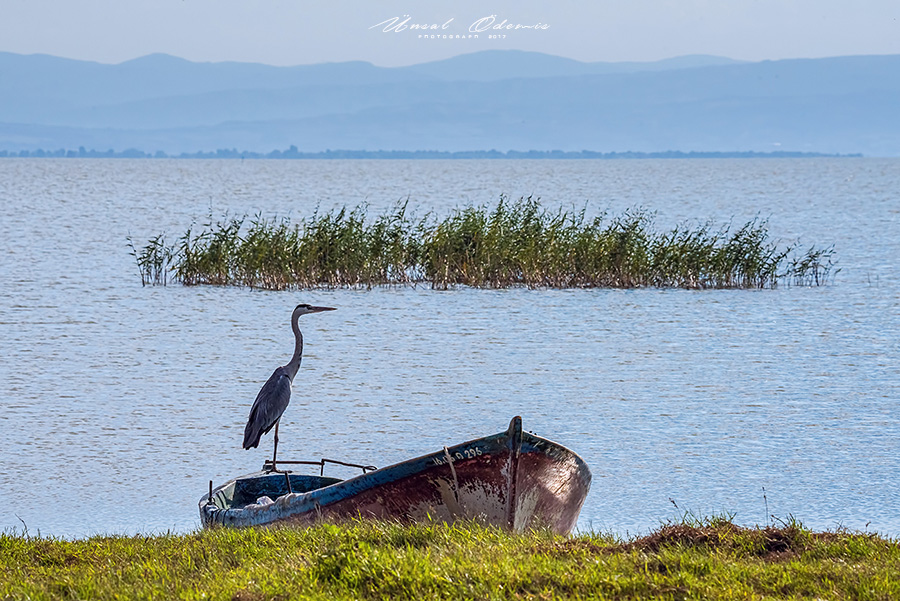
[{"xmin": 0, "ymin": 0, "xmax": 898, "ymax": 67}]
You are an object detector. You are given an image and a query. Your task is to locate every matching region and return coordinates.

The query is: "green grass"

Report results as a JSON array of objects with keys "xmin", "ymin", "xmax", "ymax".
[
  {"xmin": 132, "ymin": 196, "xmax": 837, "ymax": 290},
  {"xmin": 2, "ymin": 518, "xmax": 897, "ymax": 600}
]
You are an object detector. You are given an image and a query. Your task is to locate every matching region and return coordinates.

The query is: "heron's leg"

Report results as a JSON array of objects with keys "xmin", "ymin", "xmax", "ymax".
[{"xmin": 272, "ymin": 419, "xmax": 280, "ymax": 472}]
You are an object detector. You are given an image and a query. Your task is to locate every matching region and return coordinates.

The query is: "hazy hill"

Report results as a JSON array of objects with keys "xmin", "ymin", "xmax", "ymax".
[
  {"xmin": 401, "ymin": 50, "xmax": 745, "ymax": 81},
  {"xmin": 0, "ymin": 50, "xmax": 897, "ymax": 155}
]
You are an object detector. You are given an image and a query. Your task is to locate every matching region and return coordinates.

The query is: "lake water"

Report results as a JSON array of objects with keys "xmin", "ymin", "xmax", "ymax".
[{"xmin": 1, "ymin": 158, "xmax": 898, "ymax": 539}]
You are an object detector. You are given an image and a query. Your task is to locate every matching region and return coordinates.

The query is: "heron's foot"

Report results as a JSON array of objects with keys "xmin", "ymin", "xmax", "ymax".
[{"xmin": 263, "ymin": 461, "xmax": 291, "ymax": 474}]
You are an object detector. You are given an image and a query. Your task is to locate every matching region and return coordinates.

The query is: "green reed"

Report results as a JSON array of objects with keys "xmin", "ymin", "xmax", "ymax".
[
  {"xmin": 132, "ymin": 196, "xmax": 836, "ymax": 290},
  {"xmin": 128, "ymin": 233, "xmax": 173, "ymax": 286}
]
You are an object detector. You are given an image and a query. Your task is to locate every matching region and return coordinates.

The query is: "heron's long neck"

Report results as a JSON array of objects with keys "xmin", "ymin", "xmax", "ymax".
[{"xmin": 284, "ymin": 313, "xmax": 304, "ymax": 381}]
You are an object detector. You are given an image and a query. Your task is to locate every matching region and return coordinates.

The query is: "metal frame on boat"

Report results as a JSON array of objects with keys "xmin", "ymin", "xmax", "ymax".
[{"xmin": 200, "ymin": 416, "xmax": 591, "ymax": 534}]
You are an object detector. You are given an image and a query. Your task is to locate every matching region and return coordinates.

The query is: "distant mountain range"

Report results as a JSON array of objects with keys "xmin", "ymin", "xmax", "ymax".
[{"xmin": 1, "ymin": 50, "xmax": 898, "ymax": 156}]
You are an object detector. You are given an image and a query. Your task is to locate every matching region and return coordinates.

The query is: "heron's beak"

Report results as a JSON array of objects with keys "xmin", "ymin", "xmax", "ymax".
[{"xmin": 309, "ymin": 306, "xmax": 337, "ymax": 313}]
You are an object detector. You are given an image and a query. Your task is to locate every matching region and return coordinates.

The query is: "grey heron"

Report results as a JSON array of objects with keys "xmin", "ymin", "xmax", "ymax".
[{"xmin": 242, "ymin": 303, "xmax": 336, "ymax": 471}]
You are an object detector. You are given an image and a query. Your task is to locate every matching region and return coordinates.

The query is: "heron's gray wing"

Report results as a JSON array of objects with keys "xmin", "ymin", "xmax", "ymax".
[{"xmin": 242, "ymin": 367, "xmax": 292, "ymax": 449}]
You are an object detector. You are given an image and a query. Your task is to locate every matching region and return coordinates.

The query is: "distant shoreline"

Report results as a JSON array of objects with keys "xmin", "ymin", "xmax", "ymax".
[{"xmin": 0, "ymin": 147, "xmax": 862, "ymax": 159}]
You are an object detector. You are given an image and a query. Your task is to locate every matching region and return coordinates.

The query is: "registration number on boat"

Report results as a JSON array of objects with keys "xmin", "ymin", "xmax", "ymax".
[{"xmin": 432, "ymin": 447, "xmax": 483, "ymax": 465}]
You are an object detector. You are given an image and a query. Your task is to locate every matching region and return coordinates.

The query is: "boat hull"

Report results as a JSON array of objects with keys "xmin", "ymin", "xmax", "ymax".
[{"xmin": 200, "ymin": 416, "xmax": 591, "ymax": 534}]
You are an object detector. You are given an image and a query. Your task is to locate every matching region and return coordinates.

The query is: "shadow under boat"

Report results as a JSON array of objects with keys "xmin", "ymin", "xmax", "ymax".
[{"xmin": 200, "ymin": 416, "xmax": 591, "ymax": 535}]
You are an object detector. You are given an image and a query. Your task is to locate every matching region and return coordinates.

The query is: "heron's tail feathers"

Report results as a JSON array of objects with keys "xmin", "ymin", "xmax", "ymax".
[{"xmin": 243, "ymin": 423, "xmax": 262, "ymax": 449}]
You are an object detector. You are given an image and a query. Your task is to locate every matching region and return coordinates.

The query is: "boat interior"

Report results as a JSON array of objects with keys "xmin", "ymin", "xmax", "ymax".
[{"xmin": 208, "ymin": 473, "xmax": 343, "ymax": 509}]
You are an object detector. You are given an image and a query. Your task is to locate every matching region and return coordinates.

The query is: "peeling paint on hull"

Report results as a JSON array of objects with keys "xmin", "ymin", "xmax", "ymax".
[{"xmin": 200, "ymin": 416, "xmax": 591, "ymax": 535}]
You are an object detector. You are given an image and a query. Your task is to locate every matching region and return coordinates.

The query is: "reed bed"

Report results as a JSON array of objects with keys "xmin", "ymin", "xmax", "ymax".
[{"xmin": 132, "ymin": 196, "xmax": 836, "ymax": 290}]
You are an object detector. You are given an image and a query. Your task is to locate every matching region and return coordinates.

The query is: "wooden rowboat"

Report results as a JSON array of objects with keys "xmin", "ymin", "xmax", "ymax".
[{"xmin": 200, "ymin": 416, "xmax": 591, "ymax": 534}]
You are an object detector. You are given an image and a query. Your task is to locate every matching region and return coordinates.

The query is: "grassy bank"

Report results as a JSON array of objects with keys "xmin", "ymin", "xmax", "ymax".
[
  {"xmin": 2, "ymin": 518, "xmax": 897, "ymax": 600},
  {"xmin": 131, "ymin": 197, "xmax": 836, "ymax": 290}
]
